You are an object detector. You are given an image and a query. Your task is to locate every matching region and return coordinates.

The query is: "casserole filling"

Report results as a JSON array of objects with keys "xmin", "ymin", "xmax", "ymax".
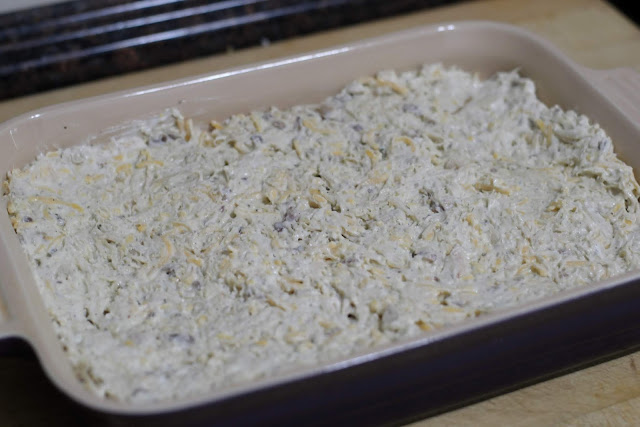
[{"xmin": 6, "ymin": 64, "xmax": 640, "ymax": 403}]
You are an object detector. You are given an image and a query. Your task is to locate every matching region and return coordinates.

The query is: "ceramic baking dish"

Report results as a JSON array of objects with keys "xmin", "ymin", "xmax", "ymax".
[{"xmin": 1, "ymin": 21, "xmax": 640, "ymax": 425}]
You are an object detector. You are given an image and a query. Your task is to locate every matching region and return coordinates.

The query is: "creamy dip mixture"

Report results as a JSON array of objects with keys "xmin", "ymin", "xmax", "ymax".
[{"xmin": 6, "ymin": 64, "xmax": 640, "ymax": 403}]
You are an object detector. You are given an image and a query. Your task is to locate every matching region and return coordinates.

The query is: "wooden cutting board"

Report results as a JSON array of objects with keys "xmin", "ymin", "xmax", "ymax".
[{"xmin": 1, "ymin": 0, "xmax": 639, "ymax": 425}]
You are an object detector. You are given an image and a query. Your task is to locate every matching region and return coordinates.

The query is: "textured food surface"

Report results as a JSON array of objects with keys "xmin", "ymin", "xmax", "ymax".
[{"xmin": 6, "ymin": 64, "xmax": 640, "ymax": 403}]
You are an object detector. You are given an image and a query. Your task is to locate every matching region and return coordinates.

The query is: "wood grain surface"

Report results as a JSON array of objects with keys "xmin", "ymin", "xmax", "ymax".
[{"xmin": 1, "ymin": 0, "xmax": 640, "ymax": 425}]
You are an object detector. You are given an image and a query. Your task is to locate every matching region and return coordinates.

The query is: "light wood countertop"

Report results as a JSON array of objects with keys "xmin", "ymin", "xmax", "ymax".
[{"xmin": 1, "ymin": 0, "xmax": 639, "ymax": 425}]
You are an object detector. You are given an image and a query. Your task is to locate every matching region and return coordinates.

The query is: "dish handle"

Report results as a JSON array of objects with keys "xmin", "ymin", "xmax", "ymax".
[
  {"xmin": 0, "ymin": 281, "xmax": 20, "ymax": 340},
  {"xmin": 580, "ymin": 67, "xmax": 640, "ymax": 124},
  {"xmin": 0, "ymin": 276, "xmax": 32, "ymax": 357},
  {"xmin": 0, "ymin": 233, "xmax": 27, "ymax": 341}
]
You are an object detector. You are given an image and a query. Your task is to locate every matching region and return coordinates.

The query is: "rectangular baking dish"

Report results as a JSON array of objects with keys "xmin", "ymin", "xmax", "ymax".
[{"xmin": 1, "ymin": 21, "xmax": 640, "ymax": 425}]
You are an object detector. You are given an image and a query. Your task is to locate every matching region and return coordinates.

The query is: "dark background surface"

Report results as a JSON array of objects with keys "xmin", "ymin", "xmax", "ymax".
[
  {"xmin": 609, "ymin": 0, "xmax": 640, "ymax": 24},
  {"xmin": 0, "ymin": 0, "xmax": 637, "ymax": 101},
  {"xmin": 0, "ymin": 0, "xmax": 464, "ymax": 100}
]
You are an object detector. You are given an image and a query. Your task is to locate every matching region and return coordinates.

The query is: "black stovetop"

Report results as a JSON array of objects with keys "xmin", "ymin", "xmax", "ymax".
[{"xmin": 0, "ymin": 0, "xmax": 463, "ymax": 100}]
